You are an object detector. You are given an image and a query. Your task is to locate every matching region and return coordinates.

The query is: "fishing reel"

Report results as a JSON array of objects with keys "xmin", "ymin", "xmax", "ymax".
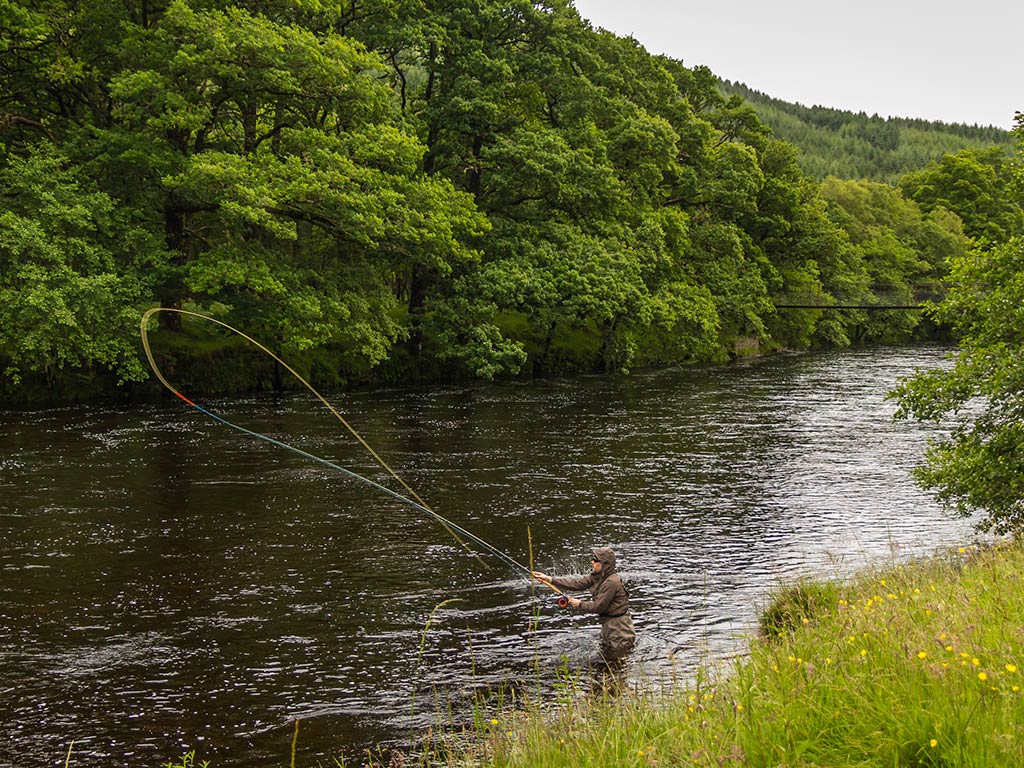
[{"xmin": 557, "ymin": 596, "xmax": 570, "ymax": 609}]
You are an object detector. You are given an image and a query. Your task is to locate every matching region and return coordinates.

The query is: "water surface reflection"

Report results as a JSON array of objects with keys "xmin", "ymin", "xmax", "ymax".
[{"xmin": 0, "ymin": 346, "xmax": 975, "ymax": 766}]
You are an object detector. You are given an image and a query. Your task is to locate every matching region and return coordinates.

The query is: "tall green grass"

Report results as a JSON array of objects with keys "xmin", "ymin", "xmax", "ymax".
[{"xmin": 441, "ymin": 540, "xmax": 1024, "ymax": 767}]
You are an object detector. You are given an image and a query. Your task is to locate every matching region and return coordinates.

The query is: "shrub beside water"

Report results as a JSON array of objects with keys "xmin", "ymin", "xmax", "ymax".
[{"xmin": 757, "ymin": 578, "xmax": 841, "ymax": 640}]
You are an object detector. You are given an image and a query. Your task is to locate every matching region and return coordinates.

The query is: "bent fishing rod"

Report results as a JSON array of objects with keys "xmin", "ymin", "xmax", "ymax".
[{"xmin": 140, "ymin": 308, "xmax": 565, "ymax": 599}]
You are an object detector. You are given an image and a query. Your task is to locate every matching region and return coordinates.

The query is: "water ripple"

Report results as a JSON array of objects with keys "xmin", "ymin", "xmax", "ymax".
[{"xmin": 0, "ymin": 345, "xmax": 977, "ymax": 767}]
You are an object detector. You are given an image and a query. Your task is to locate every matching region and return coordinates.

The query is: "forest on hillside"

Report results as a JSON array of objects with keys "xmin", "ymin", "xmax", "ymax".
[
  {"xmin": 721, "ymin": 80, "xmax": 1015, "ymax": 184},
  {"xmin": 1, "ymin": 0, "xmax": 1021, "ymax": 401}
]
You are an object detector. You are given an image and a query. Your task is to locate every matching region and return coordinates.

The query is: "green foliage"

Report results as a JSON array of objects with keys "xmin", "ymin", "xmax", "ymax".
[
  {"xmin": 722, "ymin": 80, "xmax": 1015, "ymax": 185},
  {"xmin": 889, "ymin": 115, "xmax": 1024, "ymax": 533},
  {"xmin": 816, "ymin": 176, "xmax": 970, "ymax": 343},
  {"xmin": 0, "ymin": 145, "xmax": 154, "ymax": 393},
  {"xmin": 890, "ymin": 118, "xmax": 1024, "ymax": 534},
  {"xmin": 163, "ymin": 750, "xmax": 209, "ymax": 768},
  {"xmin": 758, "ymin": 579, "xmax": 841, "ymax": 640},
  {"xmin": 0, "ymin": 0, "xmax": 984, "ymax": 398},
  {"xmin": 105, "ymin": 0, "xmax": 486, "ymax": 362},
  {"xmin": 899, "ymin": 148, "xmax": 1024, "ymax": 245},
  {"xmin": 892, "ymin": 238, "xmax": 1024, "ymax": 533}
]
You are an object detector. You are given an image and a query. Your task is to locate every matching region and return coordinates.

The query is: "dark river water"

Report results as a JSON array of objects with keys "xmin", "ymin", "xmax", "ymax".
[{"xmin": 0, "ymin": 345, "xmax": 977, "ymax": 767}]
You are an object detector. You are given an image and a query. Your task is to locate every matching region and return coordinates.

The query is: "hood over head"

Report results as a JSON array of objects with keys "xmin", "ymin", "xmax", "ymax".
[{"xmin": 592, "ymin": 546, "xmax": 617, "ymax": 577}]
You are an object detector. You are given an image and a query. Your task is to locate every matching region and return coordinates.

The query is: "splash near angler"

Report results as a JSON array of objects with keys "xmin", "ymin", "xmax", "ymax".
[{"xmin": 533, "ymin": 547, "xmax": 635, "ymax": 662}]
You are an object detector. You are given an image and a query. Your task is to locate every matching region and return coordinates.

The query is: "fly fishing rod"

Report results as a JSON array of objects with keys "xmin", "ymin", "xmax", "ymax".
[{"xmin": 139, "ymin": 308, "xmax": 565, "ymax": 599}]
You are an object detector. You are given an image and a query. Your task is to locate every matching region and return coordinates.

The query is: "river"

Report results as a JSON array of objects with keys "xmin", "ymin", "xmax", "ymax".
[{"xmin": 0, "ymin": 345, "xmax": 978, "ymax": 766}]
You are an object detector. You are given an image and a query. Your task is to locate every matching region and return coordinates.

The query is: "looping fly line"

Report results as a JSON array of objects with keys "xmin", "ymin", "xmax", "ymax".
[{"xmin": 139, "ymin": 307, "xmax": 557, "ymax": 591}]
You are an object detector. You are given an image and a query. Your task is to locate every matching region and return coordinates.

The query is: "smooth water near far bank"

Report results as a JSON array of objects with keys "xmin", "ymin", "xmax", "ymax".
[{"xmin": 0, "ymin": 345, "xmax": 977, "ymax": 766}]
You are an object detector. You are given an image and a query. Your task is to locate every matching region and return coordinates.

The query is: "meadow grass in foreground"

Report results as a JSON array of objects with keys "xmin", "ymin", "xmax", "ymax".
[{"xmin": 441, "ymin": 540, "xmax": 1024, "ymax": 768}]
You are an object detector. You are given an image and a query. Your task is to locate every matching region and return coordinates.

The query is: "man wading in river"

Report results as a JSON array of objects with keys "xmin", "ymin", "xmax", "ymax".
[{"xmin": 532, "ymin": 547, "xmax": 635, "ymax": 677}]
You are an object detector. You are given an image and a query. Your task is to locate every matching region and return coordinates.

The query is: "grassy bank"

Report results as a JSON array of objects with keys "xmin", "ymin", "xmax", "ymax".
[{"xmin": 432, "ymin": 540, "xmax": 1024, "ymax": 768}]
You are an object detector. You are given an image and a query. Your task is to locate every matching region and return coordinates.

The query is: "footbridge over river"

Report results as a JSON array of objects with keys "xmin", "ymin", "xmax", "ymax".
[{"xmin": 774, "ymin": 282, "xmax": 947, "ymax": 310}]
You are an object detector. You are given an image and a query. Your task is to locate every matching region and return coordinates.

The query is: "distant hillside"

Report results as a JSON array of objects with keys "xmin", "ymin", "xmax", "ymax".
[{"xmin": 720, "ymin": 80, "xmax": 1014, "ymax": 184}]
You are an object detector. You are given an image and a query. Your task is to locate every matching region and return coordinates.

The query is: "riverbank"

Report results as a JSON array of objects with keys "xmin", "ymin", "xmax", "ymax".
[
  {"xmin": 2, "ymin": 303, "xmax": 950, "ymax": 405},
  {"xmin": 412, "ymin": 539, "xmax": 1023, "ymax": 768}
]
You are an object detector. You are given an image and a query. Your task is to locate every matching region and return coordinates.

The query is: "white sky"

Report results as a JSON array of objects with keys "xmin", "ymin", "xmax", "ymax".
[{"xmin": 571, "ymin": 0, "xmax": 1022, "ymax": 130}]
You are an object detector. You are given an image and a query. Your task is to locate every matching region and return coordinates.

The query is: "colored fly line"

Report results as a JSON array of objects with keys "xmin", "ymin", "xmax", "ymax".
[{"xmin": 139, "ymin": 307, "xmax": 563, "ymax": 597}]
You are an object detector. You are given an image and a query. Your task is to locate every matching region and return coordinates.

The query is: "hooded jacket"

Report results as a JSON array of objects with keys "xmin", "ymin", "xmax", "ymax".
[{"xmin": 547, "ymin": 547, "xmax": 630, "ymax": 622}]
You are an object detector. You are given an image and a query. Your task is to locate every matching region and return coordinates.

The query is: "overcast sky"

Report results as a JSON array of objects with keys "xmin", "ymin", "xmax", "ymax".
[{"xmin": 571, "ymin": 0, "xmax": 1022, "ymax": 130}]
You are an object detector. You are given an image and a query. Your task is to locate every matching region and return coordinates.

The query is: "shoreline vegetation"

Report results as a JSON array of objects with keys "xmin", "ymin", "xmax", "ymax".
[
  {"xmin": 425, "ymin": 539, "xmax": 1023, "ymax": 768},
  {"xmin": 156, "ymin": 538, "xmax": 1024, "ymax": 767}
]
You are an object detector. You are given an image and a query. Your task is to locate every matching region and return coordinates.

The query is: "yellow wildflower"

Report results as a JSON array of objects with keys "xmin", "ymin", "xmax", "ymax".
[
  {"xmin": 1006, "ymin": 664, "xmax": 1018, "ymax": 674},
  {"xmin": 978, "ymin": 672, "xmax": 988, "ymax": 681}
]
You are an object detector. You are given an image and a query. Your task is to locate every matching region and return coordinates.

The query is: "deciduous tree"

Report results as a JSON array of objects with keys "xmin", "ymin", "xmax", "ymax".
[{"xmin": 892, "ymin": 117, "xmax": 1024, "ymax": 533}]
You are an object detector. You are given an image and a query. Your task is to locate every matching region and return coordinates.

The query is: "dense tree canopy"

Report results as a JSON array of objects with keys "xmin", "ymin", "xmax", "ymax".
[
  {"xmin": 892, "ymin": 115, "xmax": 1024, "ymax": 533},
  {"xmin": 899, "ymin": 147, "xmax": 1024, "ymax": 246},
  {"xmin": 0, "ymin": 145, "xmax": 154, "ymax": 388},
  {"xmin": 0, "ymin": 0, "xmax": 1006, "ymax": 399},
  {"xmin": 818, "ymin": 176, "xmax": 970, "ymax": 341},
  {"xmin": 722, "ymin": 80, "xmax": 1015, "ymax": 185}
]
